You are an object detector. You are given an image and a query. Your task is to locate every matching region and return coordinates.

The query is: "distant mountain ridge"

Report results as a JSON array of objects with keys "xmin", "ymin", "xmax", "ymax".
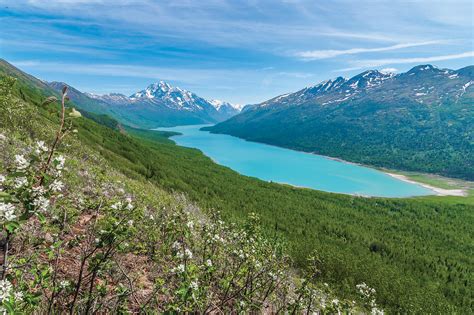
[
  {"xmin": 50, "ymin": 80, "xmax": 241, "ymax": 127},
  {"xmin": 255, "ymin": 65, "xmax": 472, "ymax": 109},
  {"xmin": 206, "ymin": 64, "xmax": 474, "ymax": 180}
]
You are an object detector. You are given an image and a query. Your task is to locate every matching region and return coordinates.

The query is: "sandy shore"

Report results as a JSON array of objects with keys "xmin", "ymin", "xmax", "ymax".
[{"xmin": 385, "ymin": 173, "xmax": 467, "ymax": 197}]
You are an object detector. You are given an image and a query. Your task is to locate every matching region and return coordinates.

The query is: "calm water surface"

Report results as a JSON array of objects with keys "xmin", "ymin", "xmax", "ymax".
[{"xmin": 157, "ymin": 124, "xmax": 433, "ymax": 197}]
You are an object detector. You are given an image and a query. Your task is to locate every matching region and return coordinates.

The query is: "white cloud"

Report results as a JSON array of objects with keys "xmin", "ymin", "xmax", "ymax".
[
  {"xmin": 337, "ymin": 51, "xmax": 474, "ymax": 71},
  {"xmin": 295, "ymin": 41, "xmax": 444, "ymax": 60},
  {"xmin": 380, "ymin": 68, "xmax": 398, "ymax": 74}
]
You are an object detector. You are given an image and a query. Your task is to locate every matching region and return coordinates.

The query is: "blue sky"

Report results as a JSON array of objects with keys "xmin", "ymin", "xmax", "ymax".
[{"xmin": 0, "ymin": 0, "xmax": 473, "ymax": 105}]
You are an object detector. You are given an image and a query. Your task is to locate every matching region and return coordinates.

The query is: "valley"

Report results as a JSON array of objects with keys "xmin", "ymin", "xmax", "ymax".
[
  {"xmin": 1, "ymin": 60, "xmax": 473, "ymax": 313},
  {"xmin": 1, "ymin": 1, "xmax": 473, "ymax": 313}
]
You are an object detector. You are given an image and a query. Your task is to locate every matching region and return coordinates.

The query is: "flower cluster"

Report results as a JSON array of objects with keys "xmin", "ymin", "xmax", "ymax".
[
  {"xmin": 357, "ymin": 282, "xmax": 384, "ymax": 315},
  {"xmin": 0, "ymin": 202, "xmax": 16, "ymax": 222},
  {"xmin": 0, "ymin": 280, "xmax": 12, "ymax": 301}
]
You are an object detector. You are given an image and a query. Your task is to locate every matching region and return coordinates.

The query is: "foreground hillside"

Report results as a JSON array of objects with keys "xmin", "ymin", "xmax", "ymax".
[
  {"xmin": 207, "ymin": 65, "xmax": 474, "ymax": 180},
  {"xmin": 1, "ymin": 63, "xmax": 473, "ymax": 313}
]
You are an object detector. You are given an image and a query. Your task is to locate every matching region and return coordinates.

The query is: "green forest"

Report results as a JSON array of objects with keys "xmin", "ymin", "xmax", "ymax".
[{"xmin": 79, "ymin": 114, "xmax": 474, "ymax": 314}]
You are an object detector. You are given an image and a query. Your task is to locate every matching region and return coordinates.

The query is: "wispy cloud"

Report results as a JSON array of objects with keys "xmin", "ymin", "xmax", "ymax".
[
  {"xmin": 336, "ymin": 51, "xmax": 474, "ymax": 71},
  {"xmin": 380, "ymin": 68, "xmax": 398, "ymax": 74},
  {"xmin": 2, "ymin": 0, "xmax": 473, "ymax": 104},
  {"xmin": 11, "ymin": 60, "xmax": 235, "ymax": 81},
  {"xmin": 295, "ymin": 41, "xmax": 445, "ymax": 60}
]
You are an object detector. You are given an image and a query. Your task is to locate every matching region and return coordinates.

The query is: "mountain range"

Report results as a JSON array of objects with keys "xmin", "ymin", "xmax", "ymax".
[
  {"xmin": 48, "ymin": 80, "xmax": 241, "ymax": 128},
  {"xmin": 206, "ymin": 65, "xmax": 474, "ymax": 180}
]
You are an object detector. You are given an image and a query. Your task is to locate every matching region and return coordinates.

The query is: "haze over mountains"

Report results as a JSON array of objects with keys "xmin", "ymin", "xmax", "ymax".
[{"xmin": 207, "ymin": 64, "xmax": 474, "ymax": 180}]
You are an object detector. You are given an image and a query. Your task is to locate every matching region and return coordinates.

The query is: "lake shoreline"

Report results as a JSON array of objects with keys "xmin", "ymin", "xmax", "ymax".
[
  {"xmin": 384, "ymin": 173, "xmax": 467, "ymax": 196},
  {"xmin": 158, "ymin": 125, "xmax": 466, "ymax": 198},
  {"xmin": 205, "ymin": 129, "xmax": 471, "ymax": 197}
]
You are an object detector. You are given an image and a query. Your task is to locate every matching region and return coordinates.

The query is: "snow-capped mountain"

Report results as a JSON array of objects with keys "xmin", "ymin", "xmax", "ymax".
[
  {"xmin": 129, "ymin": 81, "xmax": 217, "ymax": 113},
  {"xmin": 208, "ymin": 99, "xmax": 242, "ymax": 116},
  {"xmin": 53, "ymin": 81, "xmax": 241, "ymax": 128},
  {"xmin": 257, "ymin": 64, "xmax": 471, "ymax": 109}
]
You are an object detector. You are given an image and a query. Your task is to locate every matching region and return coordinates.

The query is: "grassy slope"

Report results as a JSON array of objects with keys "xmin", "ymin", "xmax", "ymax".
[{"xmin": 2, "ymin": 69, "xmax": 473, "ymax": 313}]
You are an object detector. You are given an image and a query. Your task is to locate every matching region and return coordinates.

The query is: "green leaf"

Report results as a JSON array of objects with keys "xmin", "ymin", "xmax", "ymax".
[
  {"xmin": 5, "ymin": 221, "xmax": 19, "ymax": 233},
  {"xmin": 3, "ymin": 300, "xmax": 14, "ymax": 314},
  {"xmin": 37, "ymin": 212, "xmax": 46, "ymax": 224}
]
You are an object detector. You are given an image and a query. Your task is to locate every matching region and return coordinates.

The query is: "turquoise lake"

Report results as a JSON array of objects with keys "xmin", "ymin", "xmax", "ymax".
[{"xmin": 157, "ymin": 124, "xmax": 433, "ymax": 197}]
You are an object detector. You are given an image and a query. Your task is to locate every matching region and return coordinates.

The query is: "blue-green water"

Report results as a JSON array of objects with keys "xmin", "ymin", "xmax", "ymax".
[{"xmin": 157, "ymin": 124, "xmax": 433, "ymax": 197}]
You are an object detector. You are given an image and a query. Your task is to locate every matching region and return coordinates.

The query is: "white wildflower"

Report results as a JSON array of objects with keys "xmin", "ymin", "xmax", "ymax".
[
  {"xmin": 184, "ymin": 248, "xmax": 193, "ymax": 259},
  {"xmin": 69, "ymin": 108, "xmax": 82, "ymax": 118},
  {"xmin": 13, "ymin": 291, "xmax": 23, "ymax": 302},
  {"xmin": 127, "ymin": 220, "xmax": 134, "ymax": 226},
  {"xmin": 15, "ymin": 154, "xmax": 29, "ymax": 170},
  {"xmin": 13, "ymin": 177, "xmax": 27, "ymax": 189},
  {"xmin": 268, "ymin": 272, "xmax": 277, "ymax": 281},
  {"xmin": 35, "ymin": 140, "xmax": 48, "ymax": 154},
  {"xmin": 0, "ymin": 175, "xmax": 5, "ymax": 184},
  {"xmin": 0, "ymin": 202, "xmax": 16, "ymax": 221},
  {"xmin": 371, "ymin": 307, "xmax": 384, "ymax": 315},
  {"xmin": 111, "ymin": 201, "xmax": 122, "ymax": 210},
  {"xmin": 50, "ymin": 180, "xmax": 64, "ymax": 192},
  {"xmin": 32, "ymin": 196, "xmax": 49, "ymax": 212},
  {"xmin": 0, "ymin": 279, "xmax": 12, "ymax": 301},
  {"xmin": 172, "ymin": 241, "xmax": 181, "ymax": 250},
  {"xmin": 172, "ymin": 264, "xmax": 185, "ymax": 274},
  {"xmin": 186, "ymin": 221, "xmax": 194, "ymax": 229},
  {"xmin": 205, "ymin": 259, "xmax": 213, "ymax": 267},
  {"xmin": 31, "ymin": 185, "xmax": 46, "ymax": 197},
  {"xmin": 60, "ymin": 280, "xmax": 69, "ymax": 288},
  {"xmin": 190, "ymin": 280, "xmax": 198, "ymax": 290},
  {"xmin": 54, "ymin": 155, "xmax": 65, "ymax": 170}
]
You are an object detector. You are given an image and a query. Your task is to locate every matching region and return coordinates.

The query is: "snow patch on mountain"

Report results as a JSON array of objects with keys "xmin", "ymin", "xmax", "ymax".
[{"xmin": 209, "ymin": 99, "xmax": 242, "ymax": 111}]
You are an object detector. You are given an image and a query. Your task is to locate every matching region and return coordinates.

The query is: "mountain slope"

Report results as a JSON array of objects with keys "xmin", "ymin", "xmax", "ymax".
[{"xmin": 206, "ymin": 65, "xmax": 474, "ymax": 180}]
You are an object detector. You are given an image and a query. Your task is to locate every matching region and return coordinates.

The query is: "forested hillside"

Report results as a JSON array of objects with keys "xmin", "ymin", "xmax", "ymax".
[{"xmin": 207, "ymin": 65, "xmax": 474, "ymax": 180}]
